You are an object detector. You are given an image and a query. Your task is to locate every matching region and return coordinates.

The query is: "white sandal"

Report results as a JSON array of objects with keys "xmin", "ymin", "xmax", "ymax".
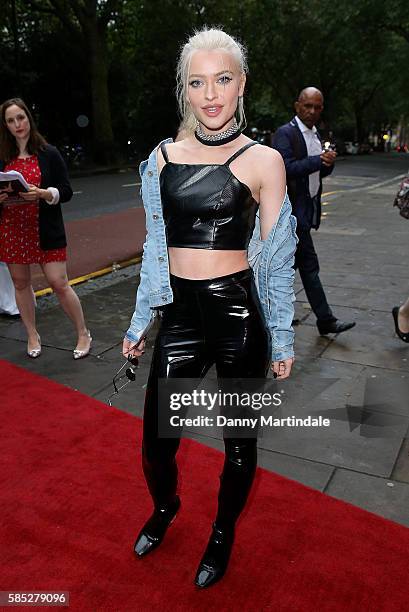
[
  {"xmin": 27, "ymin": 333, "xmax": 41, "ymax": 359},
  {"xmin": 73, "ymin": 330, "xmax": 92, "ymax": 360}
]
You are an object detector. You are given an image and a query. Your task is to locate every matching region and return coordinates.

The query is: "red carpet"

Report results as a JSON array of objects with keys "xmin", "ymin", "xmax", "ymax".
[{"xmin": 1, "ymin": 359, "xmax": 408, "ymax": 612}]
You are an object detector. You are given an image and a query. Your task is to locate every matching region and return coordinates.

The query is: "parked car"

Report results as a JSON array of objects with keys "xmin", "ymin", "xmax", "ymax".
[
  {"xmin": 344, "ymin": 141, "xmax": 359, "ymax": 155},
  {"xmin": 358, "ymin": 142, "xmax": 372, "ymax": 154}
]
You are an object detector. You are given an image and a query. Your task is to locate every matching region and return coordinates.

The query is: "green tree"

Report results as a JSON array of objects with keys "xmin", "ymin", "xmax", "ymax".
[
  {"xmin": 2, "ymin": 0, "xmax": 408, "ymax": 161},
  {"xmin": 24, "ymin": 0, "xmax": 125, "ymax": 163}
]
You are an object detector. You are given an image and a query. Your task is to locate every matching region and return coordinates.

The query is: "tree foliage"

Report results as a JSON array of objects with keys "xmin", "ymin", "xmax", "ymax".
[{"xmin": 0, "ymin": 0, "xmax": 408, "ymax": 161}]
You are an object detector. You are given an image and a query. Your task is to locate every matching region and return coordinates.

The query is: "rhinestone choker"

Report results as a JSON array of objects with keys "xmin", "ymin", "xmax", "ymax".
[{"xmin": 194, "ymin": 120, "xmax": 242, "ymax": 146}]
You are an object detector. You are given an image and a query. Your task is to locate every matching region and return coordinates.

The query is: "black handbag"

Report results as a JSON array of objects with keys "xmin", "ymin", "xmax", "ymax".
[{"xmin": 394, "ymin": 176, "xmax": 409, "ymax": 219}]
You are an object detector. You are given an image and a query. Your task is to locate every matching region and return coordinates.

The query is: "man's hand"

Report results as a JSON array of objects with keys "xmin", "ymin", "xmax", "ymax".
[
  {"xmin": 320, "ymin": 150, "xmax": 337, "ymax": 167},
  {"xmin": 0, "ymin": 192, "xmax": 9, "ymax": 202},
  {"xmin": 271, "ymin": 358, "xmax": 294, "ymax": 379}
]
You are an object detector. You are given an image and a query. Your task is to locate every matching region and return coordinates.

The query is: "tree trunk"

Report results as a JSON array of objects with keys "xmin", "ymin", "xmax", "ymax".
[
  {"xmin": 86, "ymin": 22, "xmax": 116, "ymax": 165},
  {"xmin": 354, "ymin": 106, "xmax": 364, "ymax": 143}
]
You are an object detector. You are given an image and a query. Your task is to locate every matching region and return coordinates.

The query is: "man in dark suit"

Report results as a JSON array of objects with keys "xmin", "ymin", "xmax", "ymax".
[{"xmin": 272, "ymin": 87, "xmax": 355, "ymax": 336}]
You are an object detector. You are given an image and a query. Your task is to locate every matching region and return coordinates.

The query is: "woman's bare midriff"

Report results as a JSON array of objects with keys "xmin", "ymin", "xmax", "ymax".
[{"xmin": 168, "ymin": 247, "xmax": 249, "ymax": 279}]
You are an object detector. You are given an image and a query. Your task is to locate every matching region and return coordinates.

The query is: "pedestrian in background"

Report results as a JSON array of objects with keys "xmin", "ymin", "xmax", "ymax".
[
  {"xmin": 273, "ymin": 87, "xmax": 355, "ymax": 336},
  {"xmin": 0, "ymin": 98, "xmax": 91, "ymax": 358},
  {"xmin": 392, "ymin": 299, "xmax": 409, "ymax": 343}
]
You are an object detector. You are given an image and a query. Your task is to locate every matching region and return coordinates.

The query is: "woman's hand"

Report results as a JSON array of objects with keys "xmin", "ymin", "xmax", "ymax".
[
  {"xmin": 20, "ymin": 185, "xmax": 51, "ymax": 201},
  {"xmin": 271, "ymin": 358, "xmax": 294, "ymax": 379},
  {"xmin": 122, "ymin": 337, "xmax": 145, "ymax": 360},
  {"xmin": 0, "ymin": 192, "xmax": 9, "ymax": 202}
]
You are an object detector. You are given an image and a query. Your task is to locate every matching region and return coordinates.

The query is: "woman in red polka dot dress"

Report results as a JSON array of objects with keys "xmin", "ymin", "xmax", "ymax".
[{"xmin": 0, "ymin": 98, "xmax": 91, "ymax": 359}]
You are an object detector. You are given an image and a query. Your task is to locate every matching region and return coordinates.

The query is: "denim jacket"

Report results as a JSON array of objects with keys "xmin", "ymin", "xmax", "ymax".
[{"xmin": 126, "ymin": 138, "xmax": 298, "ymax": 361}]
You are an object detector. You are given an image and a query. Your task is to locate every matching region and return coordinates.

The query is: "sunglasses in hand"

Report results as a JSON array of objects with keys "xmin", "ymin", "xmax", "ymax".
[{"xmin": 107, "ymin": 317, "xmax": 158, "ymax": 406}]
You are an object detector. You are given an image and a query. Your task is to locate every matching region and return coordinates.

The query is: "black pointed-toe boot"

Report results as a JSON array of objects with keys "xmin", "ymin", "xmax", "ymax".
[
  {"xmin": 194, "ymin": 438, "xmax": 257, "ymax": 587},
  {"xmin": 134, "ymin": 495, "xmax": 181, "ymax": 557},
  {"xmin": 194, "ymin": 522, "xmax": 235, "ymax": 588}
]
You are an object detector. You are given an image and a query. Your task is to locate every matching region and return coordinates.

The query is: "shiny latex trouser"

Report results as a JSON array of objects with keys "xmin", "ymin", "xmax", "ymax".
[{"xmin": 142, "ymin": 268, "xmax": 271, "ymax": 529}]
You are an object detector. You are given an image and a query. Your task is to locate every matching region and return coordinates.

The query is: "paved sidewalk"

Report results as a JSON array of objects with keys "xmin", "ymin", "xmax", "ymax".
[{"xmin": 1, "ymin": 171, "xmax": 408, "ymax": 528}]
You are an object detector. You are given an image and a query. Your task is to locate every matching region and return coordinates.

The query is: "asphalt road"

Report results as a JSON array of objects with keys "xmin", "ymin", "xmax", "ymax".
[
  {"xmin": 62, "ymin": 167, "xmax": 142, "ymax": 221},
  {"xmin": 323, "ymin": 152, "xmax": 408, "ymax": 190},
  {"xmin": 64, "ymin": 152, "xmax": 409, "ymax": 223}
]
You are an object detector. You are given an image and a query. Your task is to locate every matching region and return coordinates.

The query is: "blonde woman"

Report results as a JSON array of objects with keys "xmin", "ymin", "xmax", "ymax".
[{"xmin": 123, "ymin": 28, "xmax": 297, "ymax": 588}]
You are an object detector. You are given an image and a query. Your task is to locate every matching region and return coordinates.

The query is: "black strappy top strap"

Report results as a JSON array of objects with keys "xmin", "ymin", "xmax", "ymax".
[
  {"xmin": 225, "ymin": 141, "xmax": 257, "ymax": 166},
  {"xmin": 160, "ymin": 142, "xmax": 169, "ymax": 163}
]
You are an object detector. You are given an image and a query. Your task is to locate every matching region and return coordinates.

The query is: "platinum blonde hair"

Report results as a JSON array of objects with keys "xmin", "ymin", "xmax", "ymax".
[{"xmin": 176, "ymin": 27, "xmax": 248, "ymax": 134}]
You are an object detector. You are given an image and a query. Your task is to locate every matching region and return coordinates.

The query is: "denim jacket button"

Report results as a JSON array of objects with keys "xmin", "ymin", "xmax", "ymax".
[
  {"xmin": 147, "ymin": 170, "xmax": 153, "ymax": 177},
  {"xmin": 158, "ymin": 256, "xmax": 164, "ymax": 262},
  {"xmin": 153, "ymin": 214, "xmax": 159, "ymax": 220},
  {"xmin": 161, "ymin": 295, "xmax": 167, "ymax": 300}
]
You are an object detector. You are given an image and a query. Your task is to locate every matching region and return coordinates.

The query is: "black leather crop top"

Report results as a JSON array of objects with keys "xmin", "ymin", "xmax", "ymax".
[{"xmin": 159, "ymin": 142, "xmax": 258, "ymax": 250}]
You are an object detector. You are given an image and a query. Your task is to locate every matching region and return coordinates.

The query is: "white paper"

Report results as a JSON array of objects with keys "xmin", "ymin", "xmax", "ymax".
[
  {"xmin": 0, "ymin": 170, "xmax": 31, "ymax": 204},
  {"xmin": 0, "ymin": 170, "xmax": 30, "ymax": 190}
]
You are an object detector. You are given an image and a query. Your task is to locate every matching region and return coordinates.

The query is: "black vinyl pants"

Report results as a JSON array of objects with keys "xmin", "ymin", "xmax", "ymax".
[{"xmin": 142, "ymin": 269, "xmax": 271, "ymax": 528}]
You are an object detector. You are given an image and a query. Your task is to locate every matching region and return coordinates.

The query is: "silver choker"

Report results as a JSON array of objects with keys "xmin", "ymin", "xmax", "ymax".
[{"xmin": 195, "ymin": 120, "xmax": 241, "ymax": 146}]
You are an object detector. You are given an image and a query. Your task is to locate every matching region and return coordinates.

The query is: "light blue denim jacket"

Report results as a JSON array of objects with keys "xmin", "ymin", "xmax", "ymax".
[{"xmin": 126, "ymin": 138, "xmax": 298, "ymax": 361}]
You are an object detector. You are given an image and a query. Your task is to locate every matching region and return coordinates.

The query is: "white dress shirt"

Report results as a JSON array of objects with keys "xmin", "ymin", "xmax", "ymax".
[{"xmin": 295, "ymin": 115, "xmax": 322, "ymax": 197}]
